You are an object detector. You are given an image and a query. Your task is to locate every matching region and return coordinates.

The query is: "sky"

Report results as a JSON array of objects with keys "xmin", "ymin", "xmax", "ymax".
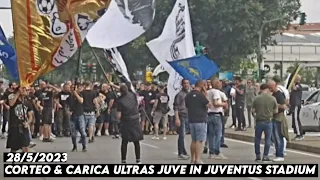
[{"xmin": 0, "ymin": 0, "xmax": 319, "ymax": 37}]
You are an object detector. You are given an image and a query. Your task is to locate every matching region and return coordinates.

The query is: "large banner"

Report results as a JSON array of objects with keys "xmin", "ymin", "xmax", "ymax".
[
  {"xmin": 147, "ymin": 0, "xmax": 195, "ymax": 115},
  {"xmin": 11, "ymin": 0, "xmax": 110, "ymax": 86},
  {"xmin": 87, "ymin": 0, "xmax": 156, "ymax": 48}
]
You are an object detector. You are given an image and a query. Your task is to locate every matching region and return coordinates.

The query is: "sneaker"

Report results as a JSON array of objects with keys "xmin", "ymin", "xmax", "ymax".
[
  {"xmin": 221, "ymin": 144, "xmax": 228, "ymax": 148},
  {"xmin": 162, "ymin": 136, "xmax": 167, "ymax": 140},
  {"xmin": 178, "ymin": 154, "xmax": 190, "ymax": 160},
  {"xmin": 50, "ymin": 133, "xmax": 56, "ymax": 138},
  {"xmin": 235, "ymin": 127, "xmax": 242, "ymax": 131},
  {"xmin": 194, "ymin": 160, "xmax": 204, "ymax": 164},
  {"xmin": 71, "ymin": 147, "xmax": 77, "ymax": 152},
  {"xmin": 105, "ymin": 130, "xmax": 109, "ymax": 136},
  {"xmin": 121, "ymin": 160, "xmax": 126, "ymax": 164},
  {"xmin": 42, "ymin": 138, "xmax": 54, "ymax": 143},
  {"xmin": 262, "ymin": 157, "xmax": 272, "ymax": 163},
  {"xmin": 39, "ymin": 135, "xmax": 43, "ymax": 141},
  {"xmin": 229, "ymin": 125, "xmax": 236, "ymax": 129},
  {"xmin": 255, "ymin": 156, "xmax": 261, "ymax": 162},
  {"xmin": 203, "ymin": 147, "xmax": 208, "ymax": 154},
  {"xmin": 88, "ymin": 139, "xmax": 94, "ymax": 143},
  {"xmin": 272, "ymin": 157, "xmax": 284, "ymax": 162},
  {"xmin": 96, "ymin": 131, "xmax": 101, "ymax": 137},
  {"xmin": 213, "ymin": 154, "xmax": 227, "ymax": 160},
  {"xmin": 82, "ymin": 146, "xmax": 87, "ymax": 152},
  {"xmin": 136, "ymin": 159, "xmax": 142, "ymax": 164},
  {"xmin": 292, "ymin": 136, "xmax": 304, "ymax": 141},
  {"xmin": 29, "ymin": 142, "xmax": 36, "ymax": 148},
  {"xmin": 112, "ymin": 135, "xmax": 120, "ymax": 139},
  {"xmin": 151, "ymin": 136, "xmax": 159, "ymax": 140}
]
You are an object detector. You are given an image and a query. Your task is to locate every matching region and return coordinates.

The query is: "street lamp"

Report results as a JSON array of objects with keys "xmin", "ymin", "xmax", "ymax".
[{"xmin": 258, "ymin": 16, "xmax": 288, "ymax": 73}]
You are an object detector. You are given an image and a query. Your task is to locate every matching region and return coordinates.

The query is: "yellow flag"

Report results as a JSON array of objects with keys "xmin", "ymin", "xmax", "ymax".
[{"xmin": 12, "ymin": 0, "xmax": 110, "ymax": 87}]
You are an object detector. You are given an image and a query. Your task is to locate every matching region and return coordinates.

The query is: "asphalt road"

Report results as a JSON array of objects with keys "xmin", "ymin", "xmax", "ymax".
[{"xmin": 0, "ymin": 134, "xmax": 319, "ymax": 180}]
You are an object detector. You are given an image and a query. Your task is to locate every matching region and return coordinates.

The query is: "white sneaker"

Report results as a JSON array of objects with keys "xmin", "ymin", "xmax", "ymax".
[
  {"xmin": 273, "ymin": 157, "xmax": 284, "ymax": 162},
  {"xmin": 39, "ymin": 135, "xmax": 43, "ymax": 141},
  {"xmin": 151, "ymin": 136, "xmax": 159, "ymax": 140},
  {"xmin": 50, "ymin": 134, "xmax": 56, "ymax": 140},
  {"xmin": 105, "ymin": 130, "xmax": 109, "ymax": 136},
  {"xmin": 213, "ymin": 154, "xmax": 228, "ymax": 160},
  {"xmin": 96, "ymin": 130, "xmax": 101, "ymax": 137},
  {"xmin": 50, "ymin": 133, "xmax": 56, "ymax": 138},
  {"xmin": 162, "ymin": 136, "xmax": 167, "ymax": 140},
  {"xmin": 29, "ymin": 142, "xmax": 36, "ymax": 148}
]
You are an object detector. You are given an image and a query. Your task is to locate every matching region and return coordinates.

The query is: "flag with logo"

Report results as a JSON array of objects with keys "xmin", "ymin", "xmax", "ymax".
[
  {"xmin": 11, "ymin": 0, "xmax": 110, "ymax": 86},
  {"xmin": 169, "ymin": 55, "xmax": 219, "ymax": 85},
  {"xmin": 146, "ymin": 0, "xmax": 195, "ymax": 115},
  {"xmin": 87, "ymin": 0, "xmax": 156, "ymax": 48},
  {"xmin": 104, "ymin": 48, "xmax": 135, "ymax": 92},
  {"xmin": 0, "ymin": 26, "xmax": 19, "ymax": 80},
  {"xmin": 152, "ymin": 64, "xmax": 166, "ymax": 76}
]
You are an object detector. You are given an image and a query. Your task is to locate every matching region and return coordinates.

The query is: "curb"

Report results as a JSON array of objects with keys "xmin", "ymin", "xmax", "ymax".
[{"xmin": 224, "ymin": 132, "xmax": 320, "ymax": 154}]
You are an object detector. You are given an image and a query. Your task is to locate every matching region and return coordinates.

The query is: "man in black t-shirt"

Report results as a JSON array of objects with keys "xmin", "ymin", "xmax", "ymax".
[
  {"xmin": 82, "ymin": 81, "xmax": 99, "ymax": 143},
  {"xmin": 1, "ymin": 82, "xmax": 17, "ymax": 138},
  {"xmin": 151, "ymin": 84, "xmax": 169, "ymax": 140},
  {"xmin": 56, "ymin": 83, "xmax": 72, "ymax": 137},
  {"xmin": 233, "ymin": 76, "xmax": 246, "ymax": 131},
  {"xmin": 185, "ymin": 80, "xmax": 209, "ymax": 164},
  {"xmin": 138, "ymin": 83, "xmax": 155, "ymax": 134},
  {"xmin": 69, "ymin": 84, "xmax": 87, "ymax": 152},
  {"xmin": 35, "ymin": 81, "xmax": 60, "ymax": 142},
  {"xmin": 290, "ymin": 75, "xmax": 304, "ymax": 140},
  {"xmin": 6, "ymin": 86, "xmax": 33, "ymax": 152},
  {"xmin": 269, "ymin": 80, "xmax": 287, "ymax": 162}
]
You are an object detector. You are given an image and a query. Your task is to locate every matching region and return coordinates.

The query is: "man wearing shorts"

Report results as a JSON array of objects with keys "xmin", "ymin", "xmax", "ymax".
[
  {"xmin": 185, "ymin": 80, "xmax": 210, "ymax": 164},
  {"xmin": 151, "ymin": 84, "xmax": 169, "ymax": 140}
]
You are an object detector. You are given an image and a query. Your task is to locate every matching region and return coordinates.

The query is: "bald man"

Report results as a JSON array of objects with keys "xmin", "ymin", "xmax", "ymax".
[
  {"xmin": 290, "ymin": 75, "xmax": 304, "ymax": 140},
  {"xmin": 268, "ymin": 80, "xmax": 287, "ymax": 162}
]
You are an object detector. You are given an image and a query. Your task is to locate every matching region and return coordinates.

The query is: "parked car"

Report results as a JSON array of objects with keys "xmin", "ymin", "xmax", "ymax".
[{"xmin": 299, "ymin": 89, "xmax": 320, "ymax": 132}]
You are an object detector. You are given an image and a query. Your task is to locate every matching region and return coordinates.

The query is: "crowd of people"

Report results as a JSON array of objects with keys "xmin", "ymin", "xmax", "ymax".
[{"xmin": 0, "ymin": 73, "xmax": 303, "ymax": 164}]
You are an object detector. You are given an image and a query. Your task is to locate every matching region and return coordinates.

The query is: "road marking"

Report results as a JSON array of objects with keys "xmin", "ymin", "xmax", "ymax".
[
  {"xmin": 140, "ymin": 142, "xmax": 159, "ymax": 149},
  {"xmin": 226, "ymin": 138, "xmax": 320, "ymax": 158},
  {"xmin": 248, "ymin": 178, "xmax": 263, "ymax": 180}
]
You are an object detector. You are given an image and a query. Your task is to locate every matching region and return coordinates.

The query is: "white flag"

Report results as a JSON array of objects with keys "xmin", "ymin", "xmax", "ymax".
[
  {"xmin": 146, "ymin": 0, "xmax": 195, "ymax": 116},
  {"xmin": 105, "ymin": 48, "xmax": 135, "ymax": 92},
  {"xmin": 87, "ymin": 0, "xmax": 156, "ymax": 48},
  {"xmin": 152, "ymin": 64, "xmax": 166, "ymax": 76}
]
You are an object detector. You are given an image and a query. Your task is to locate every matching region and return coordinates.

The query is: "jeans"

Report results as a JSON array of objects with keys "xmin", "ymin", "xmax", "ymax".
[
  {"xmin": 254, "ymin": 121, "xmax": 272, "ymax": 157},
  {"xmin": 207, "ymin": 114, "xmax": 222, "ymax": 155},
  {"xmin": 168, "ymin": 116, "xmax": 175, "ymax": 131},
  {"xmin": 177, "ymin": 116, "xmax": 187, "ymax": 156},
  {"xmin": 272, "ymin": 120, "xmax": 284, "ymax": 157},
  {"xmin": 220, "ymin": 116, "xmax": 227, "ymax": 145},
  {"xmin": 231, "ymin": 105, "xmax": 237, "ymax": 126},
  {"xmin": 236, "ymin": 104, "xmax": 246, "ymax": 128},
  {"xmin": 70, "ymin": 115, "xmax": 86, "ymax": 147}
]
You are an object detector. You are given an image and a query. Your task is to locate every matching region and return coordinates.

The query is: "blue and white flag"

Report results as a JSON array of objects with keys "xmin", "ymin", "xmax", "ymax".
[{"xmin": 0, "ymin": 26, "xmax": 19, "ymax": 80}]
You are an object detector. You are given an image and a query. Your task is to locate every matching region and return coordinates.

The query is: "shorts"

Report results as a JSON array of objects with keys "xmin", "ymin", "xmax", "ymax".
[
  {"xmin": 84, "ymin": 113, "xmax": 96, "ymax": 127},
  {"xmin": 189, "ymin": 122, "xmax": 207, "ymax": 142},
  {"xmin": 97, "ymin": 113, "xmax": 109, "ymax": 124},
  {"xmin": 42, "ymin": 109, "xmax": 53, "ymax": 125},
  {"xmin": 153, "ymin": 111, "xmax": 168, "ymax": 125}
]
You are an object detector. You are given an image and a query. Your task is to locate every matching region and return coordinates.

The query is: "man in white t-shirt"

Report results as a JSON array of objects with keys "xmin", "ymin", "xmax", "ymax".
[
  {"xmin": 273, "ymin": 75, "xmax": 289, "ymax": 156},
  {"xmin": 229, "ymin": 87, "xmax": 237, "ymax": 128},
  {"xmin": 206, "ymin": 78, "xmax": 228, "ymax": 160}
]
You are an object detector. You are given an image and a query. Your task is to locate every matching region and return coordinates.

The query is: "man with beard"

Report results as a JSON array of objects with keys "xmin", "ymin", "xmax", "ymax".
[
  {"xmin": 35, "ymin": 81, "xmax": 60, "ymax": 142},
  {"xmin": 82, "ymin": 81, "xmax": 100, "ymax": 143},
  {"xmin": 6, "ymin": 86, "xmax": 33, "ymax": 152},
  {"xmin": 56, "ymin": 83, "xmax": 72, "ymax": 137},
  {"xmin": 1, "ymin": 82, "xmax": 18, "ymax": 139}
]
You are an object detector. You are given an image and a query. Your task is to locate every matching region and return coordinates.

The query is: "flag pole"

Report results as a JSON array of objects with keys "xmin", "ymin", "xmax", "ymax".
[{"xmin": 76, "ymin": 45, "xmax": 82, "ymax": 83}]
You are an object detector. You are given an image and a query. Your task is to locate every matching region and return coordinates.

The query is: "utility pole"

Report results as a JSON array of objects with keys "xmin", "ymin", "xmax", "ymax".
[{"xmin": 258, "ymin": 16, "xmax": 288, "ymax": 81}]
